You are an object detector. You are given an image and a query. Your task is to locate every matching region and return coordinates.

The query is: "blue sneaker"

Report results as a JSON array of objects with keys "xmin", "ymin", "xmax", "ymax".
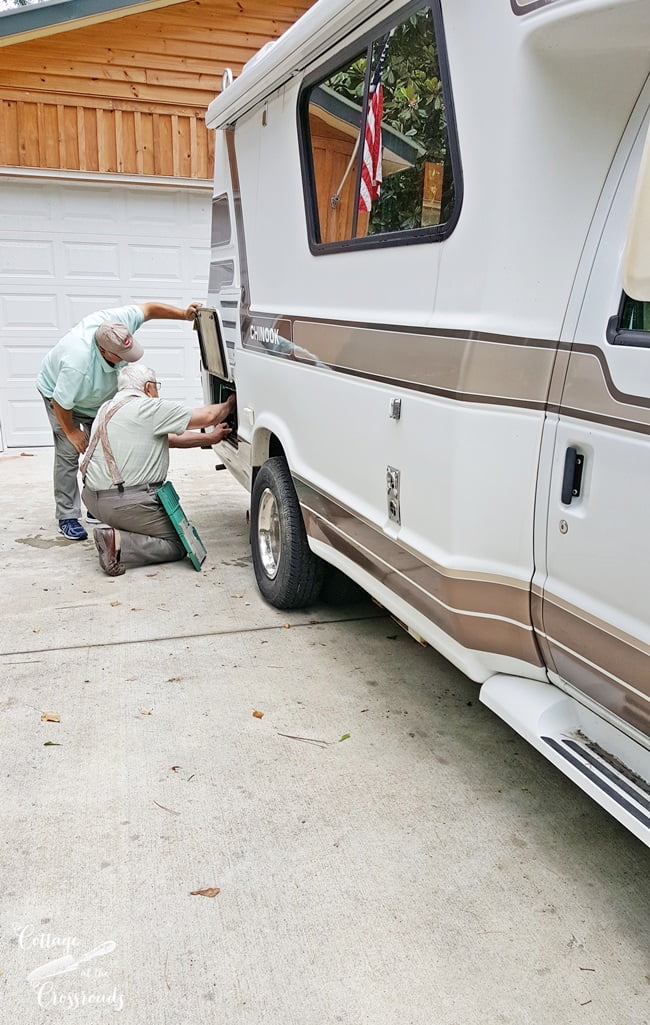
[{"xmin": 58, "ymin": 518, "xmax": 88, "ymax": 541}]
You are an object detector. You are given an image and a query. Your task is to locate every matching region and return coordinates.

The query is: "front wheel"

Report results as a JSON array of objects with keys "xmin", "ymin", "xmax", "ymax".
[{"xmin": 250, "ymin": 457, "xmax": 324, "ymax": 609}]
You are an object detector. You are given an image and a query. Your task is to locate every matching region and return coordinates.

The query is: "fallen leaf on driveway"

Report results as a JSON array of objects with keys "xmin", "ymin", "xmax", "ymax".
[
  {"xmin": 252, "ymin": 710, "xmax": 264, "ymax": 719},
  {"xmin": 43, "ymin": 741, "xmax": 61, "ymax": 747},
  {"xmin": 283, "ymin": 623, "xmax": 291, "ymax": 629},
  {"xmin": 190, "ymin": 888, "xmax": 220, "ymax": 898},
  {"xmin": 277, "ymin": 733, "xmax": 329, "ymax": 748},
  {"xmin": 32, "ymin": 627, "xmax": 41, "ymax": 633},
  {"xmin": 167, "ymin": 676, "xmax": 183, "ymax": 682},
  {"xmin": 153, "ymin": 801, "xmax": 179, "ymax": 815},
  {"xmin": 339, "ymin": 733, "xmax": 351, "ymax": 742},
  {"xmin": 146, "ymin": 573, "xmax": 158, "ymax": 578},
  {"xmin": 170, "ymin": 765, "xmax": 181, "ymax": 772},
  {"xmin": 40, "ymin": 712, "xmax": 60, "ymax": 723},
  {"xmin": 139, "ymin": 709, "xmax": 152, "ymax": 716},
  {"xmin": 110, "ymin": 601, "xmax": 120, "ymax": 607}
]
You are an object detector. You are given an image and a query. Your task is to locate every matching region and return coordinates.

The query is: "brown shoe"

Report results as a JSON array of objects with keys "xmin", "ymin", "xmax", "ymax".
[{"xmin": 93, "ymin": 527, "xmax": 124, "ymax": 576}]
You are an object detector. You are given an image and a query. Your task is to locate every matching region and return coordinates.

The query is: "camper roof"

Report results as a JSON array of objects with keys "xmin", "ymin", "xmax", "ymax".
[
  {"xmin": 206, "ymin": 0, "xmax": 650, "ymax": 129},
  {"xmin": 206, "ymin": 0, "xmax": 393, "ymax": 129}
]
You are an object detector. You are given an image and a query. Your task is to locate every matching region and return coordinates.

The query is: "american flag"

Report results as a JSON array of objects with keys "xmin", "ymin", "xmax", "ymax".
[{"xmin": 358, "ymin": 38, "xmax": 390, "ymax": 214}]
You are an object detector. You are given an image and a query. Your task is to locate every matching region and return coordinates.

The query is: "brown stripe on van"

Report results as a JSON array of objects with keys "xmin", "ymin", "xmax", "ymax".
[
  {"xmin": 245, "ymin": 311, "xmax": 650, "ymax": 434},
  {"xmin": 542, "ymin": 597, "xmax": 650, "ymax": 697},
  {"xmin": 546, "ymin": 644, "xmax": 650, "ymax": 740},
  {"xmin": 297, "ymin": 480, "xmax": 543, "ymax": 667},
  {"xmin": 293, "ymin": 320, "xmax": 555, "ymax": 407},
  {"xmin": 557, "ymin": 345, "xmax": 650, "ymax": 434},
  {"xmin": 530, "ymin": 588, "xmax": 558, "ymax": 675}
]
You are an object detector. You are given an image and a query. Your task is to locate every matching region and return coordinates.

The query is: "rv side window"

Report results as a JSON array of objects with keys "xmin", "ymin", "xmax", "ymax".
[
  {"xmin": 621, "ymin": 294, "xmax": 650, "ymax": 333},
  {"xmin": 211, "ymin": 194, "xmax": 232, "ymax": 246},
  {"xmin": 606, "ymin": 292, "xmax": 650, "ymax": 348},
  {"xmin": 299, "ymin": 2, "xmax": 460, "ymax": 251}
]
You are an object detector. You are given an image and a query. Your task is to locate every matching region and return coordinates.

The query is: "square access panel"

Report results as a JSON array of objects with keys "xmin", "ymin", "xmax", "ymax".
[{"xmin": 194, "ymin": 306, "xmax": 233, "ymax": 383}]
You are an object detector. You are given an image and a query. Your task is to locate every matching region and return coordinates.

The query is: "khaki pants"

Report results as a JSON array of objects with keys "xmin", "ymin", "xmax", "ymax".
[
  {"xmin": 41, "ymin": 394, "xmax": 95, "ymax": 520},
  {"xmin": 82, "ymin": 482, "xmax": 185, "ymax": 568}
]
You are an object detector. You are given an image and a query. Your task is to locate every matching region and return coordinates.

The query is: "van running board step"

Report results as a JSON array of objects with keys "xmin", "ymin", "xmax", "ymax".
[{"xmin": 480, "ymin": 674, "xmax": 650, "ymax": 847}]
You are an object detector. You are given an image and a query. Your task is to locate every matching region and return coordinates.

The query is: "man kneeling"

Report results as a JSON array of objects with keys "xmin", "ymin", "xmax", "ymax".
[{"xmin": 81, "ymin": 363, "xmax": 234, "ymax": 576}]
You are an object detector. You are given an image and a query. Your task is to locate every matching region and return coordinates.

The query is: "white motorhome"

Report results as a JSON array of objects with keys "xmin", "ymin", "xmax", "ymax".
[{"xmin": 198, "ymin": 0, "xmax": 650, "ymax": 846}]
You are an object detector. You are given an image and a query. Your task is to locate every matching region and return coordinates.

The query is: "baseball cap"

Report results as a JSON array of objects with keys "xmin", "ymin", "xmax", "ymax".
[{"xmin": 94, "ymin": 322, "xmax": 144, "ymax": 363}]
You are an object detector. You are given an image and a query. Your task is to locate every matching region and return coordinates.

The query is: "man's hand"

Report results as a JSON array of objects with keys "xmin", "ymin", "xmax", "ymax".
[
  {"xmin": 200, "ymin": 423, "xmax": 232, "ymax": 446},
  {"xmin": 66, "ymin": 427, "xmax": 88, "ymax": 455},
  {"xmin": 186, "ymin": 396, "xmax": 236, "ymax": 431},
  {"xmin": 185, "ymin": 302, "xmax": 203, "ymax": 320}
]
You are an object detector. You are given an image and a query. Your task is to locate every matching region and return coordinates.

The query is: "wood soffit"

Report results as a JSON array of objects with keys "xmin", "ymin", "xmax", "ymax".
[
  {"xmin": 0, "ymin": 1, "xmax": 192, "ymax": 48},
  {"xmin": 0, "ymin": 1, "xmax": 314, "ymax": 106}
]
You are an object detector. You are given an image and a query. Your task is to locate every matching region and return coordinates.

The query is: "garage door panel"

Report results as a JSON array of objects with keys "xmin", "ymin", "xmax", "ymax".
[
  {"xmin": 3, "ymin": 345, "xmax": 53, "ymax": 382},
  {"xmin": 59, "ymin": 188, "xmax": 123, "ymax": 232},
  {"xmin": 0, "ymin": 177, "xmax": 210, "ymax": 448},
  {"xmin": 66, "ymin": 295, "xmax": 125, "ymax": 324},
  {"xmin": 128, "ymin": 245, "xmax": 183, "ymax": 282},
  {"xmin": 2, "ymin": 183, "xmax": 54, "ymax": 229},
  {"xmin": 141, "ymin": 346, "xmax": 186, "ymax": 376},
  {"xmin": 188, "ymin": 245, "xmax": 211, "ymax": 285},
  {"xmin": 1, "ymin": 241, "xmax": 56, "ymax": 277},
  {"xmin": 5, "ymin": 395, "xmax": 50, "ymax": 446},
  {"xmin": 1, "ymin": 294, "xmax": 60, "ymax": 330},
  {"xmin": 62, "ymin": 242, "xmax": 121, "ymax": 279}
]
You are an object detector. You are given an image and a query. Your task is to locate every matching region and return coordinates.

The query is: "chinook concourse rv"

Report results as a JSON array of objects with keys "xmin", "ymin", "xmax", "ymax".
[{"xmin": 198, "ymin": 0, "xmax": 650, "ymax": 845}]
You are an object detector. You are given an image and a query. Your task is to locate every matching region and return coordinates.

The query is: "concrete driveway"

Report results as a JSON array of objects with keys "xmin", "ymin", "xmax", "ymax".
[{"xmin": 1, "ymin": 447, "xmax": 648, "ymax": 1025}]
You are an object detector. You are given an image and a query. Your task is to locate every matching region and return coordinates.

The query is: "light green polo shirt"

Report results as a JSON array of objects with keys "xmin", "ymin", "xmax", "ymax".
[
  {"xmin": 37, "ymin": 305, "xmax": 145, "ymax": 416},
  {"xmin": 84, "ymin": 390, "xmax": 192, "ymax": 491}
]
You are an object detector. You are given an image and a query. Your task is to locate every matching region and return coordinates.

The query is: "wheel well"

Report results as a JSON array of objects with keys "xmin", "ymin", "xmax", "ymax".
[{"xmin": 251, "ymin": 430, "xmax": 286, "ymax": 485}]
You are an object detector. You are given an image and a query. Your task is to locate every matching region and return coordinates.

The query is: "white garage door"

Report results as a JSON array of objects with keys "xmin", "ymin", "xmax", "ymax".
[{"xmin": 0, "ymin": 173, "xmax": 211, "ymax": 449}]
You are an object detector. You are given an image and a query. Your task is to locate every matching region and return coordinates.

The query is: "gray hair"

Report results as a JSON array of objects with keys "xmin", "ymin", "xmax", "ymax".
[{"xmin": 117, "ymin": 363, "xmax": 157, "ymax": 392}]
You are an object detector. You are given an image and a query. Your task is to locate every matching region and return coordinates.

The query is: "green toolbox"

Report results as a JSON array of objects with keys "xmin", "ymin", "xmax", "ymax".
[{"xmin": 156, "ymin": 481, "xmax": 207, "ymax": 572}]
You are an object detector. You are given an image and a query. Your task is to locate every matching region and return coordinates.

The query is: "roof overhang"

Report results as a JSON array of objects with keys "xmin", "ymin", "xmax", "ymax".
[
  {"xmin": 0, "ymin": 0, "xmax": 189, "ymax": 48},
  {"xmin": 206, "ymin": 0, "xmax": 396, "ymax": 129}
]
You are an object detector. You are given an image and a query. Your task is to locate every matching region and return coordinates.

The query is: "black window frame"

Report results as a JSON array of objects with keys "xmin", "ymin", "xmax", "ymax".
[
  {"xmin": 296, "ymin": 0, "xmax": 463, "ymax": 256},
  {"xmin": 606, "ymin": 291, "xmax": 650, "ymax": 349}
]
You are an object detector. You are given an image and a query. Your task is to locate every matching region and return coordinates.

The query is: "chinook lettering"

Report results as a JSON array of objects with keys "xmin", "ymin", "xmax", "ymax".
[{"xmin": 250, "ymin": 324, "xmax": 280, "ymax": 346}]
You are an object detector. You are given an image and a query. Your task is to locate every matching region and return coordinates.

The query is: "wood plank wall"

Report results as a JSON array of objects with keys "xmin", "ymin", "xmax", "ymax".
[{"xmin": 0, "ymin": 0, "xmax": 313, "ymax": 178}]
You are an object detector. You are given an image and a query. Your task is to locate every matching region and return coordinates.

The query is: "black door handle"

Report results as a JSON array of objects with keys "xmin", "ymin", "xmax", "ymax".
[{"xmin": 561, "ymin": 447, "xmax": 584, "ymax": 505}]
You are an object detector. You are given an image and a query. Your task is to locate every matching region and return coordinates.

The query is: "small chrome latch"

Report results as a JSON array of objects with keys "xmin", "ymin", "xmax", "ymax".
[
  {"xmin": 386, "ymin": 466, "xmax": 401, "ymax": 524},
  {"xmin": 389, "ymin": 398, "xmax": 401, "ymax": 420}
]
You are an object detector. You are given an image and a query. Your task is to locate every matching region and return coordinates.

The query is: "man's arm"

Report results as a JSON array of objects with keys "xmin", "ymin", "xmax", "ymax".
[
  {"xmin": 51, "ymin": 399, "xmax": 88, "ymax": 454},
  {"xmin": 168, "ymin": 423, "xmax": 232, "ymax": 449},
  {"xmin": 185, "ymin": 394, "xmax": 236, "ymax": 430},
  {"xmin": 140, "ymin": 302, "xmax": 202, "ymax": 322}
]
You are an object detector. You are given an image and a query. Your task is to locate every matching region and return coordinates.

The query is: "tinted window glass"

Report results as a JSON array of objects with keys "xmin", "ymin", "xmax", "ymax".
[
  {"xmin": 303, "ymin": 4, "xmax": 457, "ymax": 247},
  {"xmin": 211, "ymin": 195, "xmax": 231, "ymax": 246},
  {"xmin": 621, "ymin": 293, "xmax": 650, "ymax": 332}
]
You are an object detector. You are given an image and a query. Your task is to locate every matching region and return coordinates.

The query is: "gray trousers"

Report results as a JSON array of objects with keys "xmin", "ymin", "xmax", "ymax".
[
  {"xmin": 82, "ymin": 482, "xmax": 185, "ymax": 568},
  {"xmin": 41, "ymin": 394, "xmax": 95, "ymax": 520}
]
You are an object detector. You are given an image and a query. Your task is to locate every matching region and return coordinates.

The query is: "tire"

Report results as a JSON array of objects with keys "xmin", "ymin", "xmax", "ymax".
[
  {"xmin": 321, "ymin": 564, "xmax": 366, "ymax": 606},
  {"xmin": 250, "ymin": 457, "xmax": 325, "ymax": 609}
]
